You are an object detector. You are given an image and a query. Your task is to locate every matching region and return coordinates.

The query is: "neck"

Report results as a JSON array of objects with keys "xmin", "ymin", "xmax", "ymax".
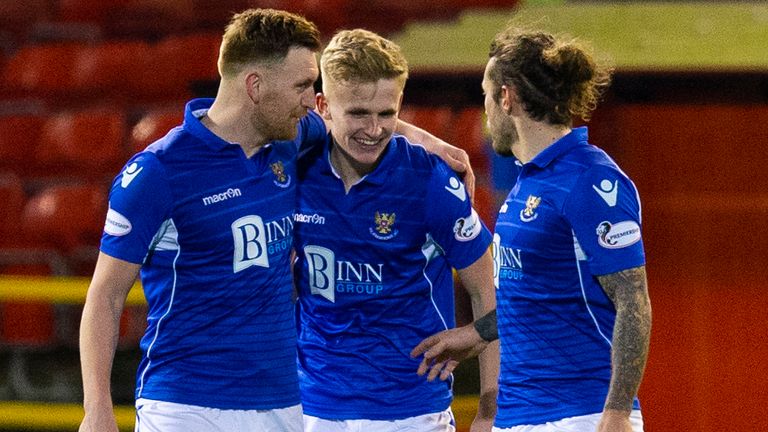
[
  {"xmin": 204, "ymin": 89, "xmax": 268, "ymax": 158},
  {"xmin": 329, "ymin": 139, "xmax": 378, "ymax": 193},
  {"xmin": 514, "ymin": 118, "xmax": 571, "ymax": 164}
]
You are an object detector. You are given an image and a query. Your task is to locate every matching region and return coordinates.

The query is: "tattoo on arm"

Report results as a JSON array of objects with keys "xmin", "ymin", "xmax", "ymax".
[
  {"xmin": 474, "ymin": 309, "xmax": 498, "ymax": 342},
  {"xmin": 597, "ymin": 266, "xmax": 652, "ymax": 412}
]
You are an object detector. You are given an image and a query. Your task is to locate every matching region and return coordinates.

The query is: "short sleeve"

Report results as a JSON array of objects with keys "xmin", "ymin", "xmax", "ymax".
[
  {"xmin": 100, "ymin": 152, "xmax": 174, "ymax": 264},
  {"xmin": 297, "ymin": 110, "xmax": 328, "ymax": 153},
  {"xmin": 563, "ymin": 164, "xmax": 645, "ymax": 276},
  {"xmin": 425, "ymin": 159, "xmax": 493, "ymax": 270}
]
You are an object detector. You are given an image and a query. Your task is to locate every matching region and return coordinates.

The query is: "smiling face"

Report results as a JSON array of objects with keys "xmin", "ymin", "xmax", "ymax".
[
  {"xmin": 253, "ymin": 46, "xmax": 319, "ymax": 141},
  {"xmin": 319, "ymin": 77, "xmax": 404, "ymax": 175}
]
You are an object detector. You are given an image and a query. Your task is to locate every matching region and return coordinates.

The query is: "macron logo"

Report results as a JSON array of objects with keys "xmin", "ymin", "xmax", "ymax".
[
  {"xmin": 203, "ymin": 188, "xmax": 242, "ymax": 206},
  {"xmin": 592, "ymin": 179, "xmax": 618, "ymax": 207},
  {"xmin": 445, "ymin": 177, "xmax": 467, "ymax": 202},
  {"xmin": 121, "ymin": 163, "xmax": 144, "ymax": 188}
]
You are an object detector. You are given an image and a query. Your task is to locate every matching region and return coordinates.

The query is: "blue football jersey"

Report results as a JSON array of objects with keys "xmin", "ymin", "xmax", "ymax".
[
  {"xmin": 100, "ymin": 99, "xmax": 325, "ymax": 409},
  {"xmin": 493, "ymin": 127, "xmax": 645, "ymax": 427},
  {"xmin": 294, "ymin": 133, "xmax": 493, "ymax": 420}
]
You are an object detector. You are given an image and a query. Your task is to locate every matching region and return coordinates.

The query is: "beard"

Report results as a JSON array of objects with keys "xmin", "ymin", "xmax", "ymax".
[{"xmin": 490, "ymin": 122, "xmax": 518, "ymax": 158}]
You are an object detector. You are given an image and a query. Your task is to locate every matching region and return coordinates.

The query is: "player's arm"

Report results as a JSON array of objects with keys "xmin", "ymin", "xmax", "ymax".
[
  {"xmin": 455, "ymin": 248, "xmax": 499, "ymax": 432},
  {"xmin": 79, "ymin": 253, "xmax": 141, "ymax": 432},
  {"xmin": 596, "ymin": 265, "xmax": 652, "ymax": 431},
  {"xmin": 395, "ymin": 119, "xmax": 475, "ymax": 200}
]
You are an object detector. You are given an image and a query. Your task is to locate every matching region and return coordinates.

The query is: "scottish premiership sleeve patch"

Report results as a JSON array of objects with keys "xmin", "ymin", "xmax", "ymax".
[
  {"xmin": 453, "ymin": 208, "xmax": 482, "ymax": 242},
  {"xmin": 596, "ymin": 220, "xmax": 641, "ymax": 249},
  {"xmin": 104, "ymin": 208, "xmax": 132, "ymax": 236}
]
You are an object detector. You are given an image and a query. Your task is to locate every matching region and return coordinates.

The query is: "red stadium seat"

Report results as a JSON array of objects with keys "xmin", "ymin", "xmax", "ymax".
[
  {"xmin": 452, "ymin": 107, "xmax": 490, "ymax": 173},
  {"xmin": 130, "ymin": 108, "xmax": 184, "ymax": 154},
  {"xmin": 0, "ymin": 172, "xmax": 26, "ymax": 248},
  {"xmin": 105, "ymin": 0, "xmax": 196, "ymax": 40},
  {"xmin": 0, "ymin": 43, "xmax": 80, "ymax": 96},
  {"xmin": 70, "ymin": 40, "xmax": 153, "ymax": 97},
  {"xmin": 56, "ymin": 0, "xmax": 131, "ymax": 24},
  {"xmin": 21, "ymin": 184, "xmax": 108, "ymax": 254},
  {"xmin": 0, "ymin": 0, "xmax": 53, "ymax": 43},
  {"xmin": 0, "ymin": 113, "xmax": 44, "ymax": 169},
  {"xmin": 472, "ymin": 184, "xmax": 497, "ymax": 228},
  {"xmin": 399, "ymin": 105, "xmax": 455, "ymax": 142},
  {"xmin": 0, "ymin": 302, "xmax": 56, "ymax": 347},
  {"xmin": 127, "ymin": 33, "xmax": 221, "ymax": 101},
  {"xmin": 37, "ymin": 108, "xmax": 127, "ymax": 178}
]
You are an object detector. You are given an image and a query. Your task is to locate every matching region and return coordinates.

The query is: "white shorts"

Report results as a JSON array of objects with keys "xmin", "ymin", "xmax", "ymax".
[
  {"xmin": 492, "ymin": 410, "xmax": 643, "ymax": 432},
  {"xmin": 304, "ymin": 408, "xmax": 455, "ymax": 432},
  {"xmin": 135, "ymin": 398, "xmax": 303, "ymax": 432}
]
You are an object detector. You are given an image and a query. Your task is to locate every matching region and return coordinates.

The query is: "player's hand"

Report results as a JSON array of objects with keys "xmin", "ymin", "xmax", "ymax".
[
  {"xmin": 596, "ymin": 409, "xmax": 633, "ymax": 432},
  {"xmin": 79, "ymin": 408, "xmax": 119, "ymax": 432},
  {"xmin": 411, "ymin": 324, "xmax": 488, "ymax": 381}
]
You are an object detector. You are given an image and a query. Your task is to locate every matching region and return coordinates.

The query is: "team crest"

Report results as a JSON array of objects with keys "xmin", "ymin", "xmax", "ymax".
[
  {"xmin": 270, "ymin": 161, "xmax": 291, "ymax": 188},
  {"xmin": 370, "ymin": 211, "xmax": 398, "ymax": 240},
  {"xmin": 519, "ymin": 195, "xmax": 541, "ymax": 222}
]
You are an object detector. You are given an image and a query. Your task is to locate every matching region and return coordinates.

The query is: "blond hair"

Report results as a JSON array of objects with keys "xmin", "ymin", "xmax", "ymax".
[{"xmin": 321, "ymin": 29, "xmax": 408, "ymax": 90}]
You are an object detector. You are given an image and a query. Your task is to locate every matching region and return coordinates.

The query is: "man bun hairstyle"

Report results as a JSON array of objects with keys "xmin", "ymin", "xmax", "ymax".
[{"xmin": 489, "ymin": 27, "xmax": 612, "ymax": 125}]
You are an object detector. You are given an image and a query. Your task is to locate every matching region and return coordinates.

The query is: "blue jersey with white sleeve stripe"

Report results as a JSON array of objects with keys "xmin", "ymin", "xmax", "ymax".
[
  {"xmin": 493, "ymin": 127, "xmax": 645, "ymax": 427},
  {"xmin": 294, "ymin": 133, "xmax": 492, "ymax": 420},
  {"xmin": 100, "ymin": 98, "xmax": 325, "ymax": 409}
]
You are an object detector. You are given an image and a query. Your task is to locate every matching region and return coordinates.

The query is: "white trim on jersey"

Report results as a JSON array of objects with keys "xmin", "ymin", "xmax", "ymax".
[
  {"xmin": 422, "ymin": 234, "xmax": 449, "ymax": 331},
  {"xmin": 138, "ymin": 219, "xmax": 181, "ymax": 397},
  {"xmin": 573, "ymin": 230, "xmax": 612, "ymax": 346}
]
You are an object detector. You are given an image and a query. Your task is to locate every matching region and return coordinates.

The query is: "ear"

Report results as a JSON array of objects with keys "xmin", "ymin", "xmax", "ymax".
[
  {"xmin": 501, "ymin": 84, "xmax": 523, "ymax": 116},
  {"xmin": 245, "ymin": 71, "xmax": 262, "ymax": 103},
  {"xmin": 316, "ymin": 93, "xmax": 332, "ymax": 120}
]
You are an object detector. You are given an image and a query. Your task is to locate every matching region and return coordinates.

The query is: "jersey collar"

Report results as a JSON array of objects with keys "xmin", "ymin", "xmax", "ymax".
[
  {"xmin": 322, "ymin": 135, "xmax": 398, "ymax": 187},
  {"xmin": 528, "ymin": 126, "xmax": 589, "ymax": 169},
  {"xmin": 183, "ymin": 98, "xmax": 233, "ymax": 152}
]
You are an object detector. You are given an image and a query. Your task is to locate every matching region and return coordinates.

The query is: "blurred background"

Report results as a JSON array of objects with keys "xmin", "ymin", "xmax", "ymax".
[{"xmin": 0, "ymin": 0, "xmax": 767, "ymax": 430}]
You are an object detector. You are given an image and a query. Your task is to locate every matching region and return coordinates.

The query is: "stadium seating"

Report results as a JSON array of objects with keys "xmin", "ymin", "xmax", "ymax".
[
  {"xmin": 0, "ymin": 113, "xmax": 44, "ymax": 172},
  {"xmin": 452, "ymin": 107, "xmax": 490, "ymax": 173},
  {"xmin": 0, "ymin": 172, "xmax": 25, "ymax": 248},
  {"xmin": 21, "ymin": 183, "xmax": 108, "ymax": 254},
  {"xmin": 130, "ymin": 107, "xmax": 184, "ymax": 154},
  {"xmin": 399, "ymin": 105, "xmax": 455, "ymax": 142},
  {"xmin": 36, "ymin": 108, "xmax": 126, "ymax": 178},
  {"xmin": 133, "ymin": 32, "xmax": 220, "ymax": 99},
  {"xmin": 0, "ymin": 43, "xmax": 80, "ymax": 97},
  {"xmin": 69, "ymin": 40, "xmax": 152, "ymax": 98}
]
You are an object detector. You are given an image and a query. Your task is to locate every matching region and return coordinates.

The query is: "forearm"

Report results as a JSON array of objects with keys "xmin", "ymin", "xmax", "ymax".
[
  {"xmin": 80, "ymin": 294, "xmax": 124, "ymax": 411},
  {"xmin": 79, "ymin": 253, "xmax": 139, "ymax": 412},
  {"xmin": 395, "ymin": 119, "xmax": 435, "ymax": 146},
  {"xmin": 467, "ymin": 269, "xmax": 499, "ymax": 419},
  {"xmin": 599, "ymin": 267, "xmax": 652, "ymax": 412}
]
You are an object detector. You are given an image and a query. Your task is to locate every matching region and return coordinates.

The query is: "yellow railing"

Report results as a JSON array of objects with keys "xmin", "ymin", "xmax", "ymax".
[
  {"xmin": 0, "ymin": 276, "xmax": 144, "ymax": 305},
  {"xmin": 0, "ymin": 276, "xmax": 481, "ymax": 430},
  {"xmin": 0, "ymin": 397, "xmax": 480, "ymax": 430}
]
